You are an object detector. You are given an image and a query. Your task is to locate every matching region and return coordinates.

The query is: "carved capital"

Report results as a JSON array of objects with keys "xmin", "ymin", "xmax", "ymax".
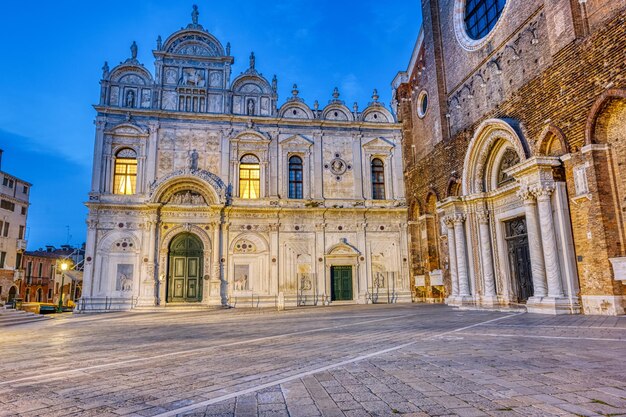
[
  {"xmin": 452, "ymin": 214, "xmax": 466, "ymax": 225},
  {"xmin": 531, "ymin": 183, "xmax": 555, "ymax": 200},
  {"xmin": 442, "ymin": 216, "xmax": 454, "ymax": 228},
  {"xmin": 476, "ymin": 210, "xmax": 489, "ymax": 224},
  {"xmin": 516, "ymin": 185, "xmax": 535, "ymax": 202}
]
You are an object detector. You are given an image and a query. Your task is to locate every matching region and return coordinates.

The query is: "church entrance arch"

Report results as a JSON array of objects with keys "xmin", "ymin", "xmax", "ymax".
[{"xmin": 167, "ymin": 233, "xmax": 204, "ymax": 303}]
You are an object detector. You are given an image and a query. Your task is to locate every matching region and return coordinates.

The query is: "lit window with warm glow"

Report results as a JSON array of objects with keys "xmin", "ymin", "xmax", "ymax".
[
  {"xmin": 239, "ymin": 154, "xmax": 260, "ymax": 199},
  {"xmin": 113, "ymin": 148, "xmax": 137, "ymax": 195}
]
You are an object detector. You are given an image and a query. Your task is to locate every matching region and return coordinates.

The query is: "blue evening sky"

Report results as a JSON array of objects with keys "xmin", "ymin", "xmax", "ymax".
[{"xmin": 0, "ymin": 1, "xmax": 421, "ymax": 250}]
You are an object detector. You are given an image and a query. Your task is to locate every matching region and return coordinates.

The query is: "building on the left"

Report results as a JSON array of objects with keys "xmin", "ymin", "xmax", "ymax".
[{"xmin": 0, "ymin": 150, "xmax": 31, "ymax": 304}]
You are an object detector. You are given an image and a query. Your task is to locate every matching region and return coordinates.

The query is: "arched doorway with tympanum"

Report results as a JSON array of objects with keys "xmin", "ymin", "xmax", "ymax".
[{"xmin": 167, "ymin": 233, "xmax": 204, "ymax": 303}]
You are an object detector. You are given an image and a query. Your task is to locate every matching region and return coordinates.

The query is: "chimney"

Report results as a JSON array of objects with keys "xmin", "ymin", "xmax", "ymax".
[{"xmin": 46, "ymin": 245, "xmax": 54, "ymax": 253}]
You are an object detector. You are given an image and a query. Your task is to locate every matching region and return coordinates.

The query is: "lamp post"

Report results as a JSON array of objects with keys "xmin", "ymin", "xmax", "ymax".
[{"xmin": 57, "ymin": 262, "xmax": 68, "ymax": 313}]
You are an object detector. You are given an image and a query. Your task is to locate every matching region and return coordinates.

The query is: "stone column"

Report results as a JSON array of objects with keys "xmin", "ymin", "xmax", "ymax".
[
  {"xmin": 453, "ymin": 214, "xmax": 470, "ymax": 298},
  {"xmin": 477, "ymin": 211, "xmax": 497, "ymax": 301},
  {"xmin": 91, "ymin": 119, "xmax": 106, "ymax": 193},
  {"xmin": 533, "ymin": 184, "xmax": 565, "ymax": 298},
  {"xmin": 443, "ymin": 216, "xmax": 459, "ymax": 299},
  {"xmin": 517, "ymin": 187, "xmax": 548, "ymax": 298},
  {"xmin": 82, "ymin": 219, "xmax": 98, "ymax": 301}
]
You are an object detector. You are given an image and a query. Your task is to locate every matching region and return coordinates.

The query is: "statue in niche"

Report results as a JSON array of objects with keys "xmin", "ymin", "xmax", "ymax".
[
  {"xmin": 116, "ymin": 264, "xmax": 134, "ymax": 292},
  {"xmin": 130, "ymin": 41, "xmax": 138, "ymax": 60},
  {"xmin": 188, "ymin": 149, "xmax": 199, "ymax": 170},
  {"xmin": 246, "ymin": 99, "xmax": 255, "ymax": 116},
  {"xmin": 125, "ymin": 90, "xmax": 135, "ymax": 108}
]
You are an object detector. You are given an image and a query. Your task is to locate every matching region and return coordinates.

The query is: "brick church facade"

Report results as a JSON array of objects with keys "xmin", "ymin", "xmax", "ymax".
[{"xmin": 393, "ymin": 0, "xmax": 626, "ymax": 314}]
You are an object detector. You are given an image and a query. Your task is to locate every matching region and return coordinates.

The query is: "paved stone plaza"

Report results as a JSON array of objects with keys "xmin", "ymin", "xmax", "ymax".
[{"xmin": 1, "ymin": 305, "xmax": 625, "ymax": 417}]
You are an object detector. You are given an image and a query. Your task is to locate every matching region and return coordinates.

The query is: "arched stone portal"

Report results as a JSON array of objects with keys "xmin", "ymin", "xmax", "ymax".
[{"xmin": 439, "ymin": 118, "xmax": 580, "ymax": 314}]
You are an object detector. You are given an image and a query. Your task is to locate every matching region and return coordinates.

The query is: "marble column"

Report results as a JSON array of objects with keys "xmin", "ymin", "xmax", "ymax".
[
  {"xmin": 517, "ymin": 187, "xmax": 548, "ymax": 298},
  {"xmin": 444, "ymin": 217, "xmax": 459, "ymax": 298},
  {"xmin": 453, "ymin": 214, "xmax": 470, "ymax": 297},
  {"xmin": 533, "ymin": 184, "xmax": 565, "ymax": 298},
  {"xmin": 477, "ymin": 211, "xmax": 497, "ymax": 299},
  {"xmin": 82, "ymin": 220, "xmax": 98, "ymax": 300}
]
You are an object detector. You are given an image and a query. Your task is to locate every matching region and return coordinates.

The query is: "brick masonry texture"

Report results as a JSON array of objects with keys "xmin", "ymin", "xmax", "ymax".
[{"xmin": 397, "ymin": 2, "xmax": 626, "ymax": 307}]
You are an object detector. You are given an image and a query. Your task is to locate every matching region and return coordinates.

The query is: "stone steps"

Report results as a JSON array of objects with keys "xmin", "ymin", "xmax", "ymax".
[{"xmin": 0, "ymin": 308, "xmax": 50, "ymax": 327}]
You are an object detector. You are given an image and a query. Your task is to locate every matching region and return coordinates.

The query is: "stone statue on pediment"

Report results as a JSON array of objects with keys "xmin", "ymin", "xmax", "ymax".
[
  {"xmin": 130, "ymin": 41, "xmax": 138, "ymax": 59},
  {"xmin": 191, "ymin": 5, "xmax": 199, "ymax": 25}
]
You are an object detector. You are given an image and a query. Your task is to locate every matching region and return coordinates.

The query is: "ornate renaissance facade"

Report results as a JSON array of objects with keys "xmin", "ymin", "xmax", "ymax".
[
  {"xmin": 82, "ymin": 7, "xmax": 411, "ymax": 311},
  {"xmin": 394, "ymin": 0, "xmax": 626, "ymax": 314}
]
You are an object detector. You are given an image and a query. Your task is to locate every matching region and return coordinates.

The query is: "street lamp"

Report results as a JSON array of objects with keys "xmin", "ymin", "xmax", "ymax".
[{"xmin": 57, "ymin": 262, "xmax": 68, "ymax": 313}]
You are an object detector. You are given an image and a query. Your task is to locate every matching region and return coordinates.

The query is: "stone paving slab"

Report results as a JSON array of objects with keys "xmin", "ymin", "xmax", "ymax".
[{"xmin": 0, "ymin": 305, "xmax": 625, "ymax": 416}]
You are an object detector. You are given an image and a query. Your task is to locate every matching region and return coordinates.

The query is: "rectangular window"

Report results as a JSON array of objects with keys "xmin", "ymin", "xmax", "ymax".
[
  {"xmin": 23, "ymin": 185, "xmax": 28, "ymax": 194},
  {"xmin": 16, "ymin": 253, "xmax": 22, "ymax": 270},
  {"xmin": 18, "ymin": 225, "xmax": 24, "ymax": 240},
  {"xmin": 21, "ymin": 206, "xmax": 26, "ymax": 215},
  {"xmin": 48, "ymin": 288, "xmax": 53, "ymax": 300},
  {"xmin": 0, "ymin": 200, "xmax": 15, "ymax": 211},
  {"xmin": 113, "ymin": 158, "xmax": 138, "ymax": 195},
  {"xmin": 2, "ymin": 177, "xmax": 7, "ymax": 186},
  {"xmin": 239, "ymin": 164, "xmax": 260, "ymax": 199},
  {"xmin": 0, "ymin": 252, "xmax": 5, "ymax": 268},
  {"xmin": 50, "ymin": 264, "xmax": 54, "ymax": 279},
  {"xmin": 38, "ymin": 262, "xmax": 43, "ymax": 278},
  {"xmin": 27, "ymin": 261, "xmax": 32, "ymax": 278},
  {"xmin": 3, "ymin": 222, "xmax": 9, "ymax": 237}
]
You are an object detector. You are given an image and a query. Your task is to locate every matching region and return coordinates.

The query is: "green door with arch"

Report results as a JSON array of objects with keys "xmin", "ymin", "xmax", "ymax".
[{"xmin": 167, "ymin": 233, "xmax": 203, "ymax": 303}]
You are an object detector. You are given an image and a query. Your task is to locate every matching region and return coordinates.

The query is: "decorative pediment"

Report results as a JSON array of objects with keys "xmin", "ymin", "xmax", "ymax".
[
  {"xmin": 363, "ymin": 137, "xmax": 394, "ymax": 151},
  {"xmin": 279, "ymin": 135, "xmax": 314, "ymax": 149},
  {"xmin": 230, "ymin": 129, "xmax": 271, "ymax": 144},
  {"xmin": 106, "ymin": 122, "xmax": 149, "ymax": 137},
  {"xmin": 149, "ymin": 168, "xmax": 226, "ymax": 205},
  {"xmin": 327, "ymin": 239, "xmax": 360, "ymax": 256}
]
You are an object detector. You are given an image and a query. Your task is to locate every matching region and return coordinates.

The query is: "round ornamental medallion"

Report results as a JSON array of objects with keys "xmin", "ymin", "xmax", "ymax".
[{"xmin": 329, "ymin": 158, "xmax": 347, "ymax": 175}]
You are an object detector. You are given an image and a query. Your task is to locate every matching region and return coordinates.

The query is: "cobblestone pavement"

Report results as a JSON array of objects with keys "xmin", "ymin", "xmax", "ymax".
[{"xmin": 1, "ymin": 304, "xmax": 625, "ymax": 417}]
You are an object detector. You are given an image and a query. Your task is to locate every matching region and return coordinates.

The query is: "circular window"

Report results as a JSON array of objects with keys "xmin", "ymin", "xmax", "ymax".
[
  {"xmin": 417, "ymin": 91, "xmax": 428, "ymax": 118},
  {"xmin": 454, "ymin": 0, "xmax": 508, "ymax": 51}
]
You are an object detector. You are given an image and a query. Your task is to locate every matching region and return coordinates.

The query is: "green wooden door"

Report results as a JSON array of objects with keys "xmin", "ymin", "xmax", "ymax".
[
  {"xmin": 331, "ymin": 266, "xmax": 353, "ymax": 301},
  {"xmin": 168, "ymin": 233, "xmax": 203, "ymax": 303}
]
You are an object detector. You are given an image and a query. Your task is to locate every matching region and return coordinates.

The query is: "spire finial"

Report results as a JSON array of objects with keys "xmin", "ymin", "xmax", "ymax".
[
  {"xmin": 130, "ymin": 41, "xmax": 138, "ymax": 59},
  {"xmin": 191, "ymin": 5, "xmax": 199, "ymax": 25},
  {"xmin": 332, "ymin": 87, "xmax": 340, "ymax": 100},
  {"xmin": 249, "ymin": 52, "xmax": 255, "ymax": 69},
  {"xmin": 102, "ymin": 61, "xmax": 110, "ymax": 79},
  {"xmin": 372, "ymin": 89, "xmax": 379, "ymax": 102},
  {"xmin": 272, "ymin": 75, "xmax": 278, "ymax": 93},
  {"xmin": 292, "ymin": 84, "xmax": 299, "ymax": 97},
  {"xmin": 156, "ymin": 35, "xmax": 162, "ymax": 50},
  {"xmin": 226, "ymin": 42, "xmax": 231, "ymax": 56}
]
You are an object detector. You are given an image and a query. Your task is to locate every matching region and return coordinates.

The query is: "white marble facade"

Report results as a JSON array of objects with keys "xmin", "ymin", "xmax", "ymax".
[{"xmin": 81, "ymin": 8, "xmax": 411, "ymax": 311}]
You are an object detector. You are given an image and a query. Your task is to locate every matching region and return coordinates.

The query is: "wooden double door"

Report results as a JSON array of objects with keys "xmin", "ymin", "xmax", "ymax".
[
  {"xmin": 505, "ymin": 217, "xmax": 534, "ymax": 302},
  {"xmin": 331, "ymin": 266, "xmax": 353, "ymax": 301},
  {"xmin": 167, "ymin": 233, "xmax": 203, "ymax": 303}
]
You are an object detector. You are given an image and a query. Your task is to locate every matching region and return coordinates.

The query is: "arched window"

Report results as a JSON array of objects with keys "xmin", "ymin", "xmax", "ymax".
[
  {"xmin": 113, "ymin": 148, "xmax": 138, "ymax": 195},
  {"xmin": 288, "ymin": 156, "xmax": 303, "ymax": 199},
  {"xmin": 239, "ymin": 154, "xmax": 260, "ymax": 199},
  {"xmin": 371, "ymin": 158, "xmax": 385, "ymax": 200}
]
